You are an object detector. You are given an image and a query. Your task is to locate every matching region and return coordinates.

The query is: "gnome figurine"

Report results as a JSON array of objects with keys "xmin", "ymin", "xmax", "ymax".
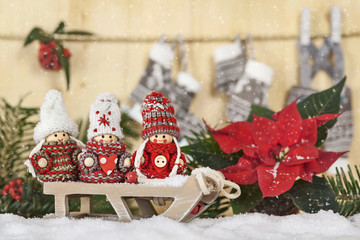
[
  {"xmin": 78, "ymin": 93, "xmax": 132, "ymax": 183},
  {"xmin": 128, "ymin": 91, "xmax": 186, "ymax": 181},
  {"xmin": 25, "ymin": 90, "xmax": 84, "ymax": 182}
]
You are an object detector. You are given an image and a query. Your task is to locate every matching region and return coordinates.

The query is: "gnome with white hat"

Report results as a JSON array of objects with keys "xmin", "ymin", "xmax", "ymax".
[
  {"xmin": 25, "ymin": 90, "xmax": 84, "ymax": 182},
  {"xmin": 78, "ymin": 93, "xmax": 132, "ymax": 183},
  {"xmin": 125, "ymin": 91, "xmax": 187, "ymax": 183}
]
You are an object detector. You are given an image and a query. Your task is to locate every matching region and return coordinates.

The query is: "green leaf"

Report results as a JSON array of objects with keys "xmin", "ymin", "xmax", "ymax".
[
  {"xmin": 24, "ymin": 28, "xmax": 52, "ymax": 46},
  {"xmin": 54, "ymin": 22, "xmax": 65, "ymax": 33},
  {"xmin": 247, "ymin": 105, "xmax": 275, "ymax": 122},
  {"xmin": 297, "ymin": 77, "xmax": 345, "ymax": 147},
  {"xmin": 231, "ymin": 184, "xmax": 263, "ymax": 214},
  {"xmin": 182, "ymin": 137, "xmax": 241, "ymax": 170},
  {"xmin": 54, "ymin": 41, "xmax": 70, "ymax": 90},
  {"xmin": 287, "ymin": 176, "xmax": 339, "ymax": 213}
]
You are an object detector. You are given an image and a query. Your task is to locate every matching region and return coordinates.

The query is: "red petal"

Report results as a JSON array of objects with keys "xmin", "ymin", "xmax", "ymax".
[
  {"xmin": 282, "ymin": 145, "xmax": 319, "ymax": 165},
  {"xmin": 220, "ymin": 156, "xmax": 259, "ymax": 185},
  {"xmin": 305, "ymin": 150, "xmax": 347, "ymax": 175},
  {"xmin": 313, "ymin": 113, "xmax": 343, "ymax": 127},
  {"xmin": 299, "ymin": 165, "xmax": 313, "ymax": 182},
  {"xmin": 251, "ymin": 115, "xmax": 279, "ymax": 147},
  {"xmin": 257, "ymin": 164, "xmax": 300, "ymax": 197},
  {"xmin": 257, "ymin": 146, "xmax": 277, "ymax": 165},
  {"xmin": 298, "ymin": 118, "xmax": 317, "ymax": 146},
  {"xmin": 205, "ymin": 120, "xmax": 253, "ymax": 154},
  {"xmin": 275, "ymin": 101, "xmax": 302, "ymax": 147},
  {"xmin": 242, "ymin": 144, "xmax": 259, "ymax": 158}
]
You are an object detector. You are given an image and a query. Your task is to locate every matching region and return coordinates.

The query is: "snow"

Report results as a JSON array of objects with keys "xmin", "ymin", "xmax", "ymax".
[
  {"xmin": 140, "ymin": 174, "xmax": 188, "ymax": 187},
  {"xmin": 1, "ymin": 211, "xmax": 360, "ymax": 240},
  {"xmin": 268, "ymin": 162, "xmax": 280, "ymax": 178}
]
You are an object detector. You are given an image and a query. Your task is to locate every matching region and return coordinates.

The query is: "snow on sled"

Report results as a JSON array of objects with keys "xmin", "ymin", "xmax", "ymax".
[{"xmin": 43, "ymin": 168, "xmax": 240, "ymax": 222}]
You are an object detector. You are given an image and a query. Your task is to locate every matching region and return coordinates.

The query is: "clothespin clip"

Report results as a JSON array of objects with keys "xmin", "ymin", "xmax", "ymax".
[
  {"xmin": 300, "ymin": 8, "xmax": 311, "ymax": 46},
  {"xmin": 160, "ymin": 35, "xmax": 167, "ymax": 43},
  {"xmin": 331, "ymin": 7, "xmax": 341, "ymax": 43},
  {"xmin": 177, "ymin": 35, "xmax": 187, "ymax": 71},
  {"xmin": 247, "ymin": 34, "xmax": 255, "ymax": 60}
]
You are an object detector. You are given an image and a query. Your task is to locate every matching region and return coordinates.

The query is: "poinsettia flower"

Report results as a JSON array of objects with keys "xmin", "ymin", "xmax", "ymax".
[{"xmin": 206, "ymin": 100, "xmax": 346, "ymax": 197}]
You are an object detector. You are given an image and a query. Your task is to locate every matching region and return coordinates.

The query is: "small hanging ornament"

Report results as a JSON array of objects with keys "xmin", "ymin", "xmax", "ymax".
[
  {"xmin": 38, "ymin": 41, "xmax": 71, "ymax": 71},
  {"xmin": 2, "ymin": 179, "xmax": 23, "ymax": 201},
  {"xmin": 24, "ymin": 22, "xmax": 92, "ymax": 90}
]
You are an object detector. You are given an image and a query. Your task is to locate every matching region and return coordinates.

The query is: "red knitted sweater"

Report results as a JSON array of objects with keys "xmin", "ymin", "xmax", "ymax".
[
  {"xmin": 79, "ymin": 140, "xmax": 132, "ymax": 183},
  {"xmin": 30, "ymin": 140, "xmax": 81, "ymax": 182},
  {"xmin": 131, "ymin": 141, "xmax": 186, "ymax": 179}
]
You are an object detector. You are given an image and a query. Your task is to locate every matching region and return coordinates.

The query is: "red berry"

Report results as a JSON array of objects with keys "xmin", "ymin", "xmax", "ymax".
[
  {"xmin": 3, "ymin": 184, "xmax": 10, "ymax": 191},
  {"xmin": 16, "ymin": 179, "xmax": 23, "ymax": 186},
  {"xmin": 125, "ymin": 172, "xmax": 138, "ymax": 184},
  {"xmin": 63, "ymin": 48, "xmax": 71, "ymax": 58},
  {"xmin": 38, "ymin": 41, "xmax": 63, "ymax": 71},
  {"xmin": 2, "ymin": 188, "xmax": 8, "ymax": 196},
  {"xmin": 49, "ymin": 41, "xmax": 57, "ymax": 48},
  {"xmin": 9, "ymin": 180, "xmax": 16, "ymax": 187},
  {"xmin": 9, "ymin": 188, "xmax": 20, "ymax": 200},
  {"xmin": 13, "ymin": 192, "xmax": 22, "ymax": 201}
]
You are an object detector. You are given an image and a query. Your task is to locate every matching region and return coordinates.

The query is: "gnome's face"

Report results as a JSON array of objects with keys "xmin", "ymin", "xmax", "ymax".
[
  {"xmin": 149, "ymin": 133, "xmax": 173, "ymax": 144},
  {"xmin": 45, "ymin": 131, "xmax": 70, "ymax": 143},
  {"xmin": 93, "ymin": 134, "xmax": 118, "ymax": 143}
]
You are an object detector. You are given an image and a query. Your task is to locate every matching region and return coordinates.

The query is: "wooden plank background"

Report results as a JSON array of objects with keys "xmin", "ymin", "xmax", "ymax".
[{"xmin": 0, "ymin": 0, "xmax": 359, "ymax": 165}]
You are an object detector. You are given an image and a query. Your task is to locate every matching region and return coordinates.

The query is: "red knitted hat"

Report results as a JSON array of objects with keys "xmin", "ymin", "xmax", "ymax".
[{"xmin": 141, "ymin": 91, "xmax": 180, "ymax": 140}]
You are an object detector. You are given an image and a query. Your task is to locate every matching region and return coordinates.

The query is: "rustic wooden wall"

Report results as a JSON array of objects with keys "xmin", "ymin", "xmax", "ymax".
[{"xmin": 0, "ymin": 0, "xmax": 359, "ymax": 164}]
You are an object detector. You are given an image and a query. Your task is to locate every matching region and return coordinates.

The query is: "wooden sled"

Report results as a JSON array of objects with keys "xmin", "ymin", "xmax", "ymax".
[{"xmin": 43, "ymin": 169, "xmax": 240, "ymax": 222}]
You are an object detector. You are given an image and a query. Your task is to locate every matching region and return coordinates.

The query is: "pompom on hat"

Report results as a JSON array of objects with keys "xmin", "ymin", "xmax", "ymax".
[
  {"xmin": 87, "ymin": 92, "xmax": 123, "ymax": 140},
  {"xmin": 33, "ymin": 90, "xmax": 79, "ymax": 144},
  {"xmin": 141, "ymin": 91, "xmax": 180, "ymax": 140}
]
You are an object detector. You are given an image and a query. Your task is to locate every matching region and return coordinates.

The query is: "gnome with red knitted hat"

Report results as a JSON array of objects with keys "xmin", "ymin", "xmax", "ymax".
[
  {"xmin": 79, "ymin": 93, "xmax": 132, "ymax": 183},
  {"xmin": 128, "ymin": 91, "xmax": 187, "ymax": 182}
]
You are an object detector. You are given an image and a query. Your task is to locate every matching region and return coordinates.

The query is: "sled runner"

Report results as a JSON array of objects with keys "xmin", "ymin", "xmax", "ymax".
[{"xmin": 43, "ymin": 169, "xmax": 240, "ymax": 222}]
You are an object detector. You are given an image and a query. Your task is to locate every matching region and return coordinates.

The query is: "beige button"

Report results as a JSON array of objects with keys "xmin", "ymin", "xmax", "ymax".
[
  {"xmin": 154, "ymin": 155, "xmax": 167, "ymax": 168},
  {"xmin": 38, "ymin": 158, "xmax": 47, "ymax": 168},
  {"xmin": 84, "ymin": 157, "xmax": 95, "ymax": 167}
]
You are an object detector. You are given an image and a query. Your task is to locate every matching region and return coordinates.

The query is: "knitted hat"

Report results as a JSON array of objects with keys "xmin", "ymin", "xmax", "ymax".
[
  {"xmin": 33, "ymin": 90, "xmax": 79, "ymax": 144},
  {"xmin": 87, "ymin": 92, "xmax": 123, "ymax": 140},
  {"xmin": 141, "ymin": 91, "xmax": 180, "ymax": 140}
]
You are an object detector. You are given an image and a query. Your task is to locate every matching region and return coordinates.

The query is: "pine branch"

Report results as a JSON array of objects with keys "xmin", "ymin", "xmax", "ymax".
[
  {"xmin": 0, "ymin": 98, "xmax": 38, "ymax": 186},
  {"xmin": 182, "ymin": 127, "xmax": 242, "ymax": 170},
  {"xmin": 326, "ymin": 165, "xmax": 360, "ymax": 217}
]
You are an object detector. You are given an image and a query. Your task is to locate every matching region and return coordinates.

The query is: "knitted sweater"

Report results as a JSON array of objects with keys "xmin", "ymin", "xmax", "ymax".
[
  {"xmin": 79, "ymin": 140, "xmax": 132, "ymax": 183},
  {"xmin": 131, "ymin": 142, "xmax": 186, "ymax": 179},
  {"xmin": 30, "ymin": 140, "xmax": 81, "ymax": 182}
]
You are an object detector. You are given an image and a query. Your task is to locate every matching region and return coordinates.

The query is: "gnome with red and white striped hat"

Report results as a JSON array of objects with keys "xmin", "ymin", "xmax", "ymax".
[
  {"xmin": 79, "ymin": 92, "xmax": 132, "ymax": 183},
  {"xmin": 127, "ymin": 91, "xmax": 187, "ymax": 182}
]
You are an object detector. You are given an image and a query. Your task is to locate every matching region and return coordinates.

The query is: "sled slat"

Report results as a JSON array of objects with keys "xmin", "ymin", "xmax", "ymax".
[
  {"xmin": 43, "ymin": 175, "xmax": 221, "ymax": 222},
  {"xmin": 135, "ymin": 198, "xmax": 157, "ymax": 218}
]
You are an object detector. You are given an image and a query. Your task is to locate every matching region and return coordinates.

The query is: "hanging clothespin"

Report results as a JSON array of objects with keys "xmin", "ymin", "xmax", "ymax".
[
  {"xmin": 177, "ymin": 35, "xmax": 187, "ymax": 71},
  {"xmin": 300, "ymin": 8, "xmax": 311, "ymax": 46},
  {"xmin": 160, "ymin": 35, "xmax": 167, "ymax": 43},
  {"xmin": 247, "ymin": 34, "xmax": 255, "ymax": 60},
  {"xmin": 331, "ymin": 7, "xmax": 341, "ymax": 43},
  {"xmin": 234, "ymin": 34, "xmax": 240, "ymax": 45}
]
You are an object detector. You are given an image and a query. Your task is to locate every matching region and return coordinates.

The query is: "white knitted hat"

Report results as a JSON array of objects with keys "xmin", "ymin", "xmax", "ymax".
[
  {"xmin": 87, "ymin": 92, "xmax": 123, "ymax": 140},
  {"xmin": 33, "ymin": 90, "xmax": 79, "ymax": 143}
]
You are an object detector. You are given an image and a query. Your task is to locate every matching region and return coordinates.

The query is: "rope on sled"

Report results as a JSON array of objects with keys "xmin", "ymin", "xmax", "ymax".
[{"xmin": 195, "ymin": 169, "xmax": 241, "ymax": 199}]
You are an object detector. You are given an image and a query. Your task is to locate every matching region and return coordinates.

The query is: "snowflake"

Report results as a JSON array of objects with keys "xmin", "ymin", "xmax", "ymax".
[{"xmin": 98, "ymin": 114, "xmax": 110, "ymax": 126}]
